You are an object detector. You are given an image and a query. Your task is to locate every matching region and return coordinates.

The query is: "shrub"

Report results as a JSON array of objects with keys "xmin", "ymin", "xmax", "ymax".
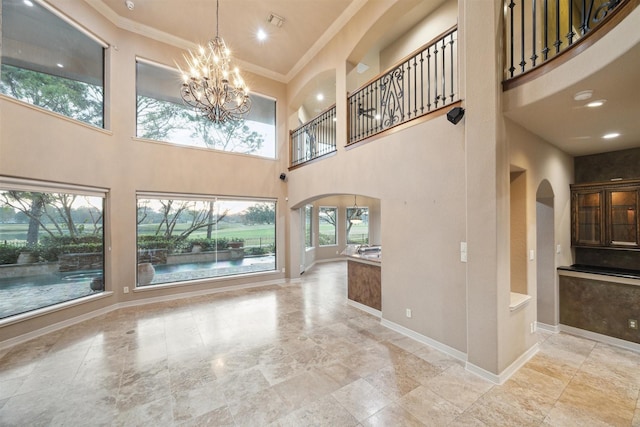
[
  {"xmin": 137, "ymin": 236, "xmax": 179, "ymax": 252},
  {"xmin": 187, "ymin": 238, "xmax": 229, "ymax": 251},
  {"xmin": 0, "ymin": 243, "xmax": 26, "ymax": 265}
]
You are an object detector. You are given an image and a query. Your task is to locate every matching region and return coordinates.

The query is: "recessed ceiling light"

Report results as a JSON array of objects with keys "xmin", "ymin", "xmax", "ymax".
[
  {"xmin": 586, "ymin": 99, "xmax": 606, "ymax": 107},
  {"xmin": 56, "ymin": 63, "xmax": 64, "ymax": 68},
  {"xmin": 603, "ymin": 132, "xmax": 620, "ymax": 139},
  {"xmin": 574, "ymin": 90, "xmax": 593, "ymax": 101},
  {"xmin": 256, "ymin": 28, "xmax": 267, "ymax": 41},
  {"xmin": 23, "ymin": 0, "xmax": 33, "ymax": 6},
  {"xmin": 316, "ymin": 93, "xmax": 324, "ymax": 101}
]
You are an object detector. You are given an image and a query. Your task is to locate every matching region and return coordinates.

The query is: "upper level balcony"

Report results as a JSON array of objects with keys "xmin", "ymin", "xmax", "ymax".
[
  {"xmin": 502, "ymin": 0, "xmax": 640, "ymax": 157},
  {"xmin": 289, "ymin": 26, "xmax": 460, "ymax": 169},
  {"xmin": 289, "ymin": 0, "xmax": 638, "ymax": 168}
]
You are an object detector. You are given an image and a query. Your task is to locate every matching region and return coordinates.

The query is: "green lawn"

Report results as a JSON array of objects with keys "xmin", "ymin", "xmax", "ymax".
[
  {"xmin": 2, "ymin": 221, "xmax": 366, "ymax": 244},
  {"xmin": 137, "ymin": 223, "xmax": 275, "ymax": 240}
]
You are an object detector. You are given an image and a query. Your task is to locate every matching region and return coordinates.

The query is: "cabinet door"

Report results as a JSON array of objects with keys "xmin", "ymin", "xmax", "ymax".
[
  {"xmin": 608, "ymin": 189, "xmax": 639, "ymax": 247},
  {"xmin": 573, "ymin": 190, "xmax": 604, "ymax": 246}
]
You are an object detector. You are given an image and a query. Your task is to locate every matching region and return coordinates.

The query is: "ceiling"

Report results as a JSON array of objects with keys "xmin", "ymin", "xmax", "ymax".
[
  {"xmin": 85, "ymin": 0, "xmax": 640, "ymax": 158},
  {"xmin": 503, "ymin": 20, "xmax": 640, "ymax": 158},
  {"xmin": 86, "ymin": 0, "xmax": 360, "ymax": 82}
]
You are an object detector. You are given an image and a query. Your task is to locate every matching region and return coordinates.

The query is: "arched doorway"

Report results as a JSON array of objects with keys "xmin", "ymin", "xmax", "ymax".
[{"xmin": 536, "ymin": 180, "xmax": 556, "ymax": 328}]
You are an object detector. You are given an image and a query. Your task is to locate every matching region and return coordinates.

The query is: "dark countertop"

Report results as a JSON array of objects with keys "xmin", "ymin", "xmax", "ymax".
[{"xmin": 558, "ymin": 265, "xmax": 640, "ymax": 280}]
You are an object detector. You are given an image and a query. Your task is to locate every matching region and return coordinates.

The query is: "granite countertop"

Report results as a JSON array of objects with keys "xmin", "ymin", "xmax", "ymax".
[
  {"xmin": 347, "ymin": 252, "xmax": 382, "ymax": 264},
  {"xmin": 558, "ymin": 265, "xmax": 640, "ymax": 280}
]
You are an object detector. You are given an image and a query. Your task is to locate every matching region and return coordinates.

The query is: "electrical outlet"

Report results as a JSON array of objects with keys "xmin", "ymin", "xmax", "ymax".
[
  {"xmin": 530, "ymin": 322, "xmax": 536, "ymax": 333},
  {"xmin": 123, "ymin": 287, "xmax": 129, "ymax": 294},
  {"xmin": 629, "ymin": 319, "xmax": 638, "ymax": 330},
  {"xmin": 406, "ymin": 308, "xmax": 412, "ymax": 318}
]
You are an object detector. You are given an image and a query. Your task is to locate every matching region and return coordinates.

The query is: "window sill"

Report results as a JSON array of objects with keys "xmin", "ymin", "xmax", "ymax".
[{"xmin": 510, "ymin": 292, "xmax": 531, "ymax": 312}]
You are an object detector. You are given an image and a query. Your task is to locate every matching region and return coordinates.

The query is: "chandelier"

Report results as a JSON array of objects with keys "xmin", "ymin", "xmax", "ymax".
[{"xmin": 178, "ymin": 0, "xmax": 251, "ymax": 124}]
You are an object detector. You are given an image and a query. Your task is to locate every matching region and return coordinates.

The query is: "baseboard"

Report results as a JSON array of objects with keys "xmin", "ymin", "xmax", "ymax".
[
  {"xmin": 347, "ymin": 299, "xmax": 381, "ymax": 318},
  {"xmin": 560, "ymin": 324, "xmax": 640, "ymax": 353},
  {"xmin": 466, "ymin": 342, "xmax": 539, "ymax": 385},
  {"xmin": 536, "ymin": 322, "xmax": 560, "ymax": 333},
  {"xmin": 380, "ymin": 318, "xmax": 467, "ymax": 363},
  {"xmin": 0, "ymin": 278, "xmax": 288, "ymax": 351}
]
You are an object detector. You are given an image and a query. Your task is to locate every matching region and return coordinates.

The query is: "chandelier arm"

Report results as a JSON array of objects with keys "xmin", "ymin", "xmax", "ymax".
[{"xmin": 178, "ymin": 0, "xmax": 251, "ymax": 124}]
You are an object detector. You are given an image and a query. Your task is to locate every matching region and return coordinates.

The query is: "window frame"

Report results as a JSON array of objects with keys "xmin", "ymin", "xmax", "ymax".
[
  {"xmin": 0, "ymin": 0, "xmax": 107, "ymax": 128},
  {"xmin": 135, "ymin": 58, "xmax": 277, "ymax": 159},
  {"xmin": 0, "ymin": 176, "xmax": 108, "ymax": 322},
  {"xmin": 304, "ymin": 204, "xmax": 313, "ymax": 249},
  {"xmin": 346, "ymin": 206, "xmax": 369, "ymax": 245},
  {"xmin": 135, "ymin": 192, "xmax": 277, "ymax": 288},
  {"xmin": 319, "ymin": 206, "xmax": 338, "ymax": 247}
]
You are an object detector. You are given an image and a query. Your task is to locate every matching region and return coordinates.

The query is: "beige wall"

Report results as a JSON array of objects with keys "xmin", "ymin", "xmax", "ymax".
[
  {"xmin": 509, "ymin": 120, "xmax": 574, "ymax": 328},
  {"xmin": 0, "ymin": 0, "xmax": 610, "ymax": 382},
  {"xmin": 0, "ymin": 1, "xmax": 288, "ymax": 343},
  {"xmin": 380, "ymin": 0, "xmax": 458, "ymax": 70}
]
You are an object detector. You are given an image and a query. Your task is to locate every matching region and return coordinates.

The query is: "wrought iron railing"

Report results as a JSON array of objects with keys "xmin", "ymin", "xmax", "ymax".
[
  {"xmin": 348, "ymin": 27, "xmax": 458, "ymax": 145},
  {"xmin": 504, "ymin": 0, "xmax": 627, "ymax": 80},
  {"xmin": 290, "ymin": 105, "xmax": 337, "ymax": 167}
]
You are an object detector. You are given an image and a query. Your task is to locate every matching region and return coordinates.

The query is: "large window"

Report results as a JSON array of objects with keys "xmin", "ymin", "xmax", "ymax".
[
  {"xmin": 0, "ymin": 179, "xmax": 106, "ymax": 320},
  {"xmin": 136, "ymin": 194, "xmax": 276, "ymax": 286},
  {"xmin": 0, "ymin": 0, "xmax": 105, "ymax": 127},
  {"xmin": 346, "ymin": 207, "xmax": 369, "ymax": 244},
  {"xmin": 319, "ymin": 207, "xmax": 337, "ymax": 246},
  {"xmin": 136, "ymin": 60, "xmax": 276, "ymax": 158},
  {"xmin": 304, "ymin": 205, "xmax": 313, "ymax": 249}
]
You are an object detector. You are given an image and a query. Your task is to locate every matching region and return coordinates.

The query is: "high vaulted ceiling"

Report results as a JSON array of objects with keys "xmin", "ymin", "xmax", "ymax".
[
  {"xmin": 85, "ymin": 0, "xmax": 361, "ymax": 82},
  {"xmin": 83, "ymin": 0, "xmax": 640, "ymax": 158}
]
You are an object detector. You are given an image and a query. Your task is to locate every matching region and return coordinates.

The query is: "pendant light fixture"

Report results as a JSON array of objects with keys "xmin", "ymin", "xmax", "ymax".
[
  {"xmin": 350, "ymin": 195, "xmax": 363, "ymax": 224},
  {"xmin": 178, "ymin": 0, "xmax": 251, "ymax": 124}
]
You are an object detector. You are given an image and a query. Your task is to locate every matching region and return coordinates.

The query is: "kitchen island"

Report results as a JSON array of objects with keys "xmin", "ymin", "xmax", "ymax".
[{"xmin": 344, "ymin": 246, "xmax": 381, "ymax": 313}]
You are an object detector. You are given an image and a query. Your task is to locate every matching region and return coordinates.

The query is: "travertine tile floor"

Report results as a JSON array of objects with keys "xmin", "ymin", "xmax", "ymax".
[{"xmin": 1, "ymin": 261, "xmax": 639, "ymax": 426}]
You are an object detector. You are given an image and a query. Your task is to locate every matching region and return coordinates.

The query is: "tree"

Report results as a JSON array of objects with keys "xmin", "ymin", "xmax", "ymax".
[
  {"xmin": 189, "ymin": 116, "xmax": 265, "ymax": 154},
  {"xmin": 1, "ymin": 64, "xmax": 103, "ymax": 127},
  {"xmin": 346, "ymin": 207, "xmax": 367, "ymax": 241},
  {"xmin": 0, "ymin": 191, "xmax": 103, "ymax": 244},
  {"xmin": 244, "ymin": 203, "xmax": 275, "ymax": 225},
  {"xmin": 148, "ymin": 200, "xmax": 228, "ymax": 241},
  {"xmin": 136, "ymin": 96, "xmax": 188, "ymax": 140}
]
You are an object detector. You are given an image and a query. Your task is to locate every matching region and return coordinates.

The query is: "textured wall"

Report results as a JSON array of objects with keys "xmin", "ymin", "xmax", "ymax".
[
  {"xmin": 560, "ymin": 275, "xmax": 640, "ymax": 343},
  {"xmin": 574, "ymin": 147, "xmax": 640, "ymax": 184}
]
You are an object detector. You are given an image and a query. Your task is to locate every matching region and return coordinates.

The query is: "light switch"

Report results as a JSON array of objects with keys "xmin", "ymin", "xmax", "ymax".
[
  {"xmin": 529, "ymin": 250, "xmax": 535, "ymax": 261},
  {"xmin": 556, "ymin": 244, "xmax": 561, "ymax": 254}
]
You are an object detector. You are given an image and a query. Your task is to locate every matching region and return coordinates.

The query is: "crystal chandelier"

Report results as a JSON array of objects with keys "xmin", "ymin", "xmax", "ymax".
[{"xmin": 178, "ymin": 0, "xmax": 251, "ymax": 124}]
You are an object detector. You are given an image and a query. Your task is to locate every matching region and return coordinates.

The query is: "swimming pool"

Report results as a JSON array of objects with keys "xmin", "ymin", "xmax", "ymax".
[{"xmin": 0, "ymin": 255, "xmax": 276, "ymax": 319}]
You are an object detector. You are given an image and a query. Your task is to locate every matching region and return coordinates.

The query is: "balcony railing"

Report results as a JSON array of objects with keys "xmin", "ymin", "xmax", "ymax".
[
  {"xmin": 504, "ymin": 0, "xmax": 629, "ymax": 82},
  {"xmin": 290, "ymin": 105, "xmax": 337, "ymax": 168},
  {"xmin": 348, "ymin": 26, "xmax": 459, "ymax": 145}
]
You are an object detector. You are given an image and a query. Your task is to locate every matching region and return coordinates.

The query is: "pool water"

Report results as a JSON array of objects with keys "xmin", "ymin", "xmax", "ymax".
[{"xmin": 0, "ymin": 256, "xmax": 276, "ymax": 319}]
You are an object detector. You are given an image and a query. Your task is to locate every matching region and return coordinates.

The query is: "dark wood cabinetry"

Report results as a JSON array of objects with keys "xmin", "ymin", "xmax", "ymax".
[{"xmin": 571, "ymin": 179, "xmax": 640, "ymax": 249}]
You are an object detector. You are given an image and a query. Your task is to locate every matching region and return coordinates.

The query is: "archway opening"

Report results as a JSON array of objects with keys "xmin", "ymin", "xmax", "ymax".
[{"xmin": 536, "ymin": 180, "xmax": 556, "ymax": 327}]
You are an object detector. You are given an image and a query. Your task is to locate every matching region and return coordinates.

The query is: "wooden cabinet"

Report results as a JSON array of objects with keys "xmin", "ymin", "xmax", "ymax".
[{"xmin": 571, "ymin": 179, "xmax": 640, "ymax": 249}]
